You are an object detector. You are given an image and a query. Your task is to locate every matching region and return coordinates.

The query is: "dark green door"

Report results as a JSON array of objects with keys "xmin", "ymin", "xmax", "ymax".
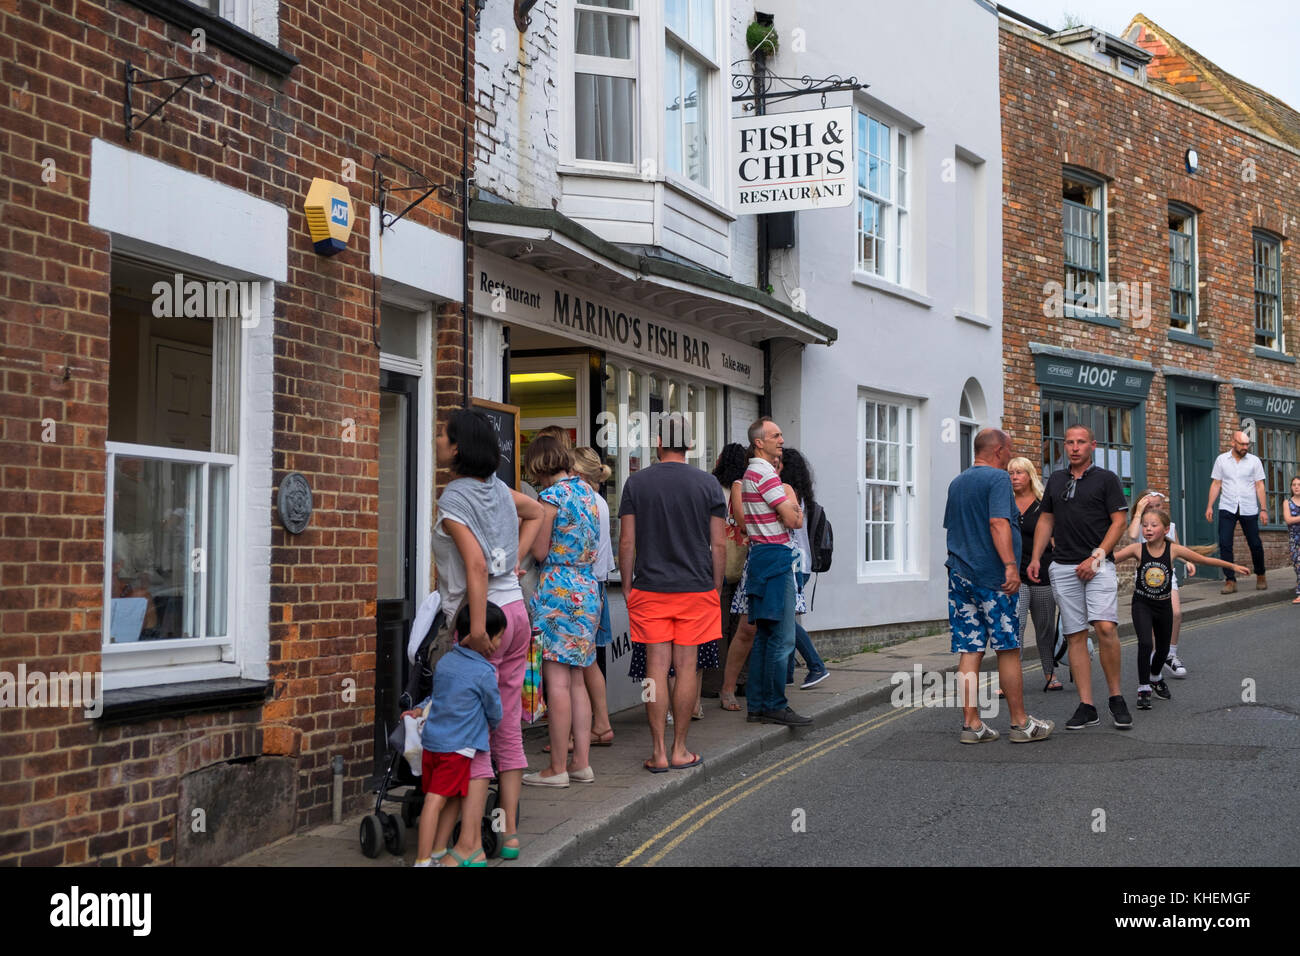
[{"xmin": 1175, "ymin": 406, "xmax": 1218, "ymax": 578}]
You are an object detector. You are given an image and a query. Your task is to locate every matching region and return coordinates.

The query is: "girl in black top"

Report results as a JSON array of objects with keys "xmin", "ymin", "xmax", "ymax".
[{"xmin": 1113, "ymin": 508, "xmax": 1249, "ymax": 710}]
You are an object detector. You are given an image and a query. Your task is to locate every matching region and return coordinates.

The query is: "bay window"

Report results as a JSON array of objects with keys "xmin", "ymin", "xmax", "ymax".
[{"xmin": 664, "ymin": 0, "xmax": 717, "ymax": 189}]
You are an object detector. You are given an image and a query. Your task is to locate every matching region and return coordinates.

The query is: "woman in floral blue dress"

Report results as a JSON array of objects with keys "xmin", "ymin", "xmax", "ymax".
[{"xmin": 521, "ymin": 435, "xmax": 602, "ymax": 787}]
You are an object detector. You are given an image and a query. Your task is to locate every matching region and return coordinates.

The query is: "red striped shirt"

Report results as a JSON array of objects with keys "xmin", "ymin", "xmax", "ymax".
[{"xmin": 742, "ymin": 457, "xmax": 790, "ymax": 545}]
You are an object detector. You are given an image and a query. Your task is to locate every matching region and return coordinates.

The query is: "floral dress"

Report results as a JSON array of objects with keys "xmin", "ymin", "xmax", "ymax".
[
  {"xmin": 530, "ymin": 476, "xmax": 601, "ymax": 667},
  {"xmin": 1288, "ymin": 499, "xmax": 1300, "ymax": 596}
]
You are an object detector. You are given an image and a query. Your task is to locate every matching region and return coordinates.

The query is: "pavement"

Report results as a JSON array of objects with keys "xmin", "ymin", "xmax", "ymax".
[{"xmin": 229, "ymin": 565, "xmax": 1296, "ymax": 867}]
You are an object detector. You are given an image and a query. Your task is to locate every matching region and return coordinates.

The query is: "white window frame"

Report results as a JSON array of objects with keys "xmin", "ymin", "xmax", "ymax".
[
  {"xmin": 662, "ymin": 1, "xmax": 722, "ymax": 197},
  {"xmin": 201, "ymin": 0, "xmax": 279, "ymax": 45},
  {"xmin": 1063, "ymin": 168, "xmax": 1107, "ymax": 317},
  {"xmin": 855, "ymin": 110, "xmax": 910, "ymax": 286},
  {"xmin": 1168, "ymin": 203, "xmax": 1197, "ymax": 333},
  {"xmin": 103, "ymin": 442, "xmax": 239, "ymax": 674},
  {"xmin": 565, "ymin": 0, "xmax": 641, "ymax": 172},
  {"xmin": 1253, "ymin": 231, "xmax": 1284, "ymax": 352},
  {"xmin": 857, "ymin": 391, "xmax": 919, "ymax": 578}
]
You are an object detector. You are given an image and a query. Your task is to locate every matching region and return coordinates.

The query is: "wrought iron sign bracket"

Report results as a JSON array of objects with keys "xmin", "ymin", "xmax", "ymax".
[
  {"xmin": 373, "ymin": 153, "xmax": 462, "ymax": 234},
  {"xmin": 123, "ymin": 60, "xmax": 215, "ymax": 141},
  {"xmin": 730, "ymin": 60, "xmax": 866, "ymax": 110}
]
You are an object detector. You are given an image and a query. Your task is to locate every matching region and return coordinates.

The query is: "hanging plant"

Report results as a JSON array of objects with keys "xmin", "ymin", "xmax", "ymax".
[{"xmin": 746, "ymin": 21, "xmax": 778, "ymax": 57}]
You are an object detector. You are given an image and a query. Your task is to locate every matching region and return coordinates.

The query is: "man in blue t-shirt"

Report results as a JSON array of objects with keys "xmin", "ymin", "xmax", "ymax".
[{"xmin": 942, "ymin": 428, "xmax": 1053, "ymax": 744}]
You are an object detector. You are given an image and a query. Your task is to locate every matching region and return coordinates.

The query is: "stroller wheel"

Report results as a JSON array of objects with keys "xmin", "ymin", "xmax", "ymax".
[
  {"xmin": 481, "ymin": 822, "xmax": 499, "ymax": 860},
  {"xmin": 401, "ymin": 791, "xmax": 424, "ymax": 829},
  {"xmin": 359, "ymin": 814, "xmax": 383, "ymax": 858},
  {"xmin": 384, "ymin": 813, "xmax": 406, "ymax": 856}
]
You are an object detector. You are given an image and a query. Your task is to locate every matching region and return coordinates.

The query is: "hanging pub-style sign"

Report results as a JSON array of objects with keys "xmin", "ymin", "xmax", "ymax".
[{"xmin": 731, "ymin": 105, "xmax": 855, "ymax": 214}]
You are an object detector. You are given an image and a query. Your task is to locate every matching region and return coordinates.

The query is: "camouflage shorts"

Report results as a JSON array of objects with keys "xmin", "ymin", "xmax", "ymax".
[{"xmin": 948, "ymin": 570, "xmax": 1020, "ymax": 654}]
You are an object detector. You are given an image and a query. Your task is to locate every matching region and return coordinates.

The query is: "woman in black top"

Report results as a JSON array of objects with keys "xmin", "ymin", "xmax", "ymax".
[
  {"xmin": 1114, "ymin": 507, "xmax": 1248, "ymax": 710},
  {"xmin": 1009, "ymin": 458, "xmax": 1061, "ymax": 691}
]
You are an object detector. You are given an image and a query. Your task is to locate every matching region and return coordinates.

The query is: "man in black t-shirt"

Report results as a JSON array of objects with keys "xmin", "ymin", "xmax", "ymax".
[
  {"xmin": 1027, "ymin": 424, "xmax": 1132, "ymax": 730},
  {"xmin": 618, "ymin": 412, "xmax": 727, "ymax": 772}
]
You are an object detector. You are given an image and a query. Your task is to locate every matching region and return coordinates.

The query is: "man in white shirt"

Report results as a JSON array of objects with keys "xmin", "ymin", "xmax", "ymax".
[{"xmin": 1205, "ymin": 430, "xmax": 1269, "ymax": 593}]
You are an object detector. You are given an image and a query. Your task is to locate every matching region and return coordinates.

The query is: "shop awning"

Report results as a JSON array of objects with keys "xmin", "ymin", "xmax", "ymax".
[{"xmin": 469, "ymin": 200, "xmax": 837, "ymax": 347}]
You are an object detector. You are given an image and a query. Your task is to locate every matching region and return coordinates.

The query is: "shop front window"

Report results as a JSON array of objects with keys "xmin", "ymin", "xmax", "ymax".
[
  {"xmin": 1257, "ymin": 425, "xmax": 1299, "ymax": 519},
  {"xmin": 602, "ymin": 359, "xmax": 723, "ymax": 562},
  {"xmin": 1041, "ymin": 396, "xmax": 1135, "ymax": 502}
]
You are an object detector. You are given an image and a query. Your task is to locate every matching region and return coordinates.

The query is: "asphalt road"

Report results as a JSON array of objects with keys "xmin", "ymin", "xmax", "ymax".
[{"xmin": 579, "ymin": 602, "xmax": 1300, "ymax": 867}]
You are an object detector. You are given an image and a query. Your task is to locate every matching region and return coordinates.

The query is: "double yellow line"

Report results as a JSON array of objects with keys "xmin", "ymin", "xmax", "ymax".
[{"xmin": 618, "ymin": 702, "xmax": 929, "ymax": 867}]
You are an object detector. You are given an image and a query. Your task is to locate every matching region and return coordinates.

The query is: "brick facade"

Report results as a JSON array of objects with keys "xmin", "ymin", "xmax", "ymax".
[
  {"xmin": 1, "ymin": 0, "xmax": 472, "ymax": 864},
  {"xmin": 1000, "ymin": 23, "xmax": 1300, "ymax": 574}
]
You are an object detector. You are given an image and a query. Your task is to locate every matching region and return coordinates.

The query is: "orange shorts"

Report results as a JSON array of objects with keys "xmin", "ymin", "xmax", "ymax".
[{"xmin": 626, "ymin": 588, "xmax": 721, "ymax": 646}]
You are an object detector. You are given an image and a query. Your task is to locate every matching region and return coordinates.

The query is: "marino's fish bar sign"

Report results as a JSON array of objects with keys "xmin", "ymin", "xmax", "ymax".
[{"xmin": 732, "ymin": 106, "xmax": 854, "ymax": 214}]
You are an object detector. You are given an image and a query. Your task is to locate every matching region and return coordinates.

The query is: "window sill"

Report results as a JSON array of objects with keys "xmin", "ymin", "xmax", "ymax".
[
  {"xmin": 954, "ymin": 309, "xmax": 991, "ymax": 329},
  {"xmin": 1064, "ymin": 308, "xmax": 1122, "ymax": 329},
  {"xmin": 851, "ymin": 271, "xmax": 932, "ymax": 309},
  {"xmin": 98, "ymin": 677, "xmax": 271, "ymax": 725},
  {"xmin": 122, "ymin": 1, "xmax": 298, "ymax": 76},
  {"xmin": 1168, "ymin": 329, "xmax": 1212, "ymax": 349},
  {"xmin": 662, "ymin": 174, "xmax": 734, "ymax": 222},
  {"xmin": 856, "ymin": 570, "xmax": 927, "ymax": 584},
  {"xmin": 1254, "ymin": 346, "xmax": 1296, "ymax": 364}
]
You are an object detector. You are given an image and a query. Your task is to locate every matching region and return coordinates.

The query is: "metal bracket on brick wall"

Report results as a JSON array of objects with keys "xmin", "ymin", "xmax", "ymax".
[
  {"xmin": 123, "ymin": 60, "xmax": 215, "ymax": 142},
  {"xmin": 514, "ymin": 0, "xmax": 539, "ymax": 32},
  {"xmin": 372, "ymin": 153, "xmax": 461, "ymax": 234}
]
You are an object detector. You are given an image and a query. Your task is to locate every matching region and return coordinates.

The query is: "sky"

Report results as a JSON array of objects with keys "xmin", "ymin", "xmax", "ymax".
[{"xmin": 998, "ymin": 0, "xmax": 1300, "ymax": 111}]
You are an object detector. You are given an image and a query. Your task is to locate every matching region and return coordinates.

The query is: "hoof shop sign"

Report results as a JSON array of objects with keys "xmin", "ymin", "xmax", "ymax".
[
  {"xmin": 304, "ymin": 178, "xmax": 354, "ymax": 256},
  {"xmin": 732, "ymin": 106, "xmax": 854, "ymax": 214}
]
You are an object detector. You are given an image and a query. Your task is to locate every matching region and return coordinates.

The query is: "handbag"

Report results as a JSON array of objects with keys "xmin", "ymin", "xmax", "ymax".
[
  {"xmin": 521, "ymin": 627, "xmax": 547, "ymax": 724},
  {"xmin": 724, "ymin": 521, "xmax": 748, "ymax": 584}
]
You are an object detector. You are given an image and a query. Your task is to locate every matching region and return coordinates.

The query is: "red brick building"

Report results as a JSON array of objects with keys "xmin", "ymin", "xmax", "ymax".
[
  {"xmin": 999, "ymin": 14, "xmax": 1300, "ymax": 573},
  {"xmin": 1, "ymin": 0, "xmax": 472, "ymax": 864}
]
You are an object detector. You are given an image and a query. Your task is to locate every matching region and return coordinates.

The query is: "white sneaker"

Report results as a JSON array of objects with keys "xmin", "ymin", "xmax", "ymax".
[{"xmin": 1164, "ymin": 654, "xmax": 1187, "ymax": 679}]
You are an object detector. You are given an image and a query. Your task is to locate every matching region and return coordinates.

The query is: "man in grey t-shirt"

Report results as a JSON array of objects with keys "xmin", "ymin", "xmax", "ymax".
[{"xmin": 618, "ymin": 412, "xmax": 726, "ymax": 773}]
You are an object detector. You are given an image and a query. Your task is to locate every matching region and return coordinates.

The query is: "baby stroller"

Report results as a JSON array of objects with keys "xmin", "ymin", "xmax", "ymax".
[{"xmin": 359, "ymin": 612, "xmax": 517, "ymax": 859}]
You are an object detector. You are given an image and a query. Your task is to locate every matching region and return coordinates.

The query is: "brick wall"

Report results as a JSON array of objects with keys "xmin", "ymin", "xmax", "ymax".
[
  {"xmin": 473, "ymin": 0, "xmax": 560, "ymax": 206},
  {"xmin": 0, "ymin": 0, "xmax": 472, "ymax": 864},
  {"xmin": 1000, "ymin": 24, "xmax": 1300, "ymax": 574}
]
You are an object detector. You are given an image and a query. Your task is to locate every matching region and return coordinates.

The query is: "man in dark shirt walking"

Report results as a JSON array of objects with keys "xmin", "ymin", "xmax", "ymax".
[{"xmin": 1027, "ymin": 424, "xmax": 1132, "ymax": 729}]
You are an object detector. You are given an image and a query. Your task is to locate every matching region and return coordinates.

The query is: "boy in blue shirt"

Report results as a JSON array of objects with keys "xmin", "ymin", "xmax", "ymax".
[{"xmin": 403, "ymin": 601, "xmax": 505, "ymax": 867}]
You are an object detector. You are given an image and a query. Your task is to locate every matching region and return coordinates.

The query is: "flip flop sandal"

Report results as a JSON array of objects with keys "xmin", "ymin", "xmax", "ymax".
[
  {"xmin": 644, "ymin": 759, "xmax": 670, "ymax": 774},
  {"xmin": 720, "ymin": 693, "xmax": 742, "ymax": 712},
  {"xmin": 670, "ymin": 753, "xmax": 704, "ymax": 770},
  {"xmin": 1044, "ymin": 675, "xmax": 1064, "ymax": 691}
]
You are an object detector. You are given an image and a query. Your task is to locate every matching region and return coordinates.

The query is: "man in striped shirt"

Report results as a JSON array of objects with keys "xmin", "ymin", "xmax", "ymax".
[{"xmin": 739, "ymin": 418, "xmax": 811, "ymax": 726}]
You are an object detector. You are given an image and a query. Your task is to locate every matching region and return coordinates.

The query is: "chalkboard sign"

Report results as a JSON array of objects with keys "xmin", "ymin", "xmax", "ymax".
[{"xmin": 471, "ymin": 398, "xmax": 520, "ymax": 489}]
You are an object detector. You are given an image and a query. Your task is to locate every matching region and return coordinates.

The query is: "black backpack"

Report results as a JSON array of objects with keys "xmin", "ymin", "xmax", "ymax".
[{"xmin": 806, "ymin": 500, "xmax": 833, "ymax": 573}]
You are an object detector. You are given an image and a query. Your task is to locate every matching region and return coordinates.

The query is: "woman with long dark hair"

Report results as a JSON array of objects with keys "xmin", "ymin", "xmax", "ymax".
[
  {"xmin": 428, "ymin": 407, "xmax": 543, "ymax": 865},
  {"xmin": 777, "ymin": 448, "xmax": 828, "ymax": 687},
  {"xmin": 716, "ymin": 443, "xmax": 757, "ymax": 710}
]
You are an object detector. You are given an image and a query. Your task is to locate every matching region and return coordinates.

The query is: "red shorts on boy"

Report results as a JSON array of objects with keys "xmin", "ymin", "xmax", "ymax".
[{"xmin": 421, "ymin": 750, "xmax": 472, "ymax": 798}]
